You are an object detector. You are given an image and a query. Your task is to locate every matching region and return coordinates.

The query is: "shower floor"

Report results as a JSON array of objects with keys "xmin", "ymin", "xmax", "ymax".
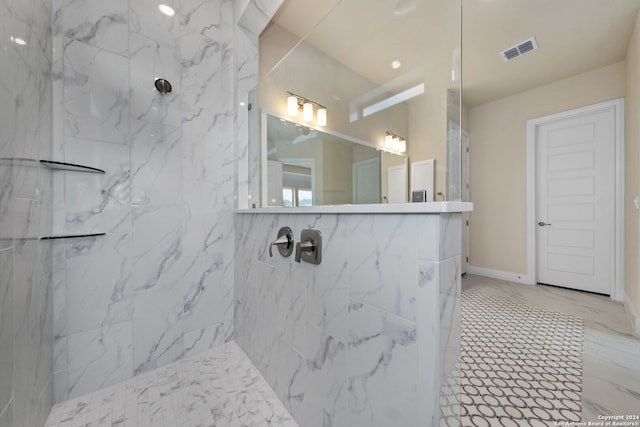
[{"xmin": 44, "ymin": 342, "xmax": 299, "ymax": 427}]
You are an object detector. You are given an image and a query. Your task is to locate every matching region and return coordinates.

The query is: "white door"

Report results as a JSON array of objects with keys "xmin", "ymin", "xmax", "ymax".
[
  {"xmin": 535, "ymin": 106, "xmax": 616, "ymax": 294},
  {"xmin": 387, "ymin": 164, "xmax": 408, "ymax": 203},
  {"xmin": 353, "ymin": 158, "xmax": 381, "ymax": 204},
  {"xmin": 411, "ymin": 159, "xmax": 435, "ymax": 202}
]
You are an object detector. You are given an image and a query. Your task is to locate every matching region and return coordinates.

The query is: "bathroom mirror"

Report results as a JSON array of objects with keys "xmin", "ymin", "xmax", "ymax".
[
  {"xmin": 252, "ymin": 0, "xmax": 462, "ymax": 207},
  {"xmin": 263, "ymin": 112, "xmax": 408, "ymax": 206},
  {"xmin": 253, "ymin": 0, "xmax": 640, "ymax": 208}
]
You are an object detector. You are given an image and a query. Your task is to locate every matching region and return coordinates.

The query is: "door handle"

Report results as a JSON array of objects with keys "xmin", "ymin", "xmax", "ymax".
[{"xmin": 538, "ymin": 221, "xmax": 551, "ymax": 227}]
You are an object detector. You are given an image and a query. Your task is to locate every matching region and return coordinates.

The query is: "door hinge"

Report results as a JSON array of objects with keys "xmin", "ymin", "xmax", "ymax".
[
  {"xmin": 466, "ymin": 256, "xmax": 469, "ymax": 263},
  {"xmin": 466, "ymin": 220, "xmax": 469, "ymax": 226}
]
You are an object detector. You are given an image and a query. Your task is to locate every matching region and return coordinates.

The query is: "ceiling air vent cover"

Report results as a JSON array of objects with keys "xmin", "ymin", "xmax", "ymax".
[{"xmin": 501, "ymin": 37, "xmax": 538, "ymax": 62}]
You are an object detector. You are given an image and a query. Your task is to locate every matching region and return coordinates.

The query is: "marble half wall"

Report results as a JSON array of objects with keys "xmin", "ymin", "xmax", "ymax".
[
  {"xmin": 234, "ymin": 212, "xmax": 462, "ymax": 427},
  {"xmin": 51, "ymin": 0, "xmax": 240, "ymax": 401}
]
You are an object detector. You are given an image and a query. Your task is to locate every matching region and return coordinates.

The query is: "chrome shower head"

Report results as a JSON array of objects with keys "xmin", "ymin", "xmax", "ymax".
[{"xmin": 154, "ymin": 78, "xmax": 172, "ymax": 94}]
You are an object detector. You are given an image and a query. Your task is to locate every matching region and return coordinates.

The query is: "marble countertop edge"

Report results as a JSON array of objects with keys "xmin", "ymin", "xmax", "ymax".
[{"xmin": 235, "ymin": 201, "xmax": 473, "ymax": 214}]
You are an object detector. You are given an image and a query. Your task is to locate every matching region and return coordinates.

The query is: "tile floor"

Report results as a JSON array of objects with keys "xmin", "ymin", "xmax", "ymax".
[
  {"xmin": 44, "ymin": 342, "xmax": 299, "ymax": 427},
  {"xmin": 44, "ymin": 275, "xmax": 640, "ymax": 427},
  {"xmin": 463, "ymin": 274, "xmax": 640, "ymax": 421},
  {"xmin": 456, "ymin": 290, "xmax": 584, "ymax": 426}
]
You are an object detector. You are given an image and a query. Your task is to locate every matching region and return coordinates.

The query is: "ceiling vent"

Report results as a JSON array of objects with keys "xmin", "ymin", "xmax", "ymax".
[{"xmin": 501, "ymin": 37, "xmax": 538, "ymax": 62}]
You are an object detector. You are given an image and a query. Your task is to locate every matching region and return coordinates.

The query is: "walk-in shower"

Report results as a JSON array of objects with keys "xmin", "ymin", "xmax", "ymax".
[{"xmin": 0, "ymin": 0, "xmax": 465, "ymax": 426}]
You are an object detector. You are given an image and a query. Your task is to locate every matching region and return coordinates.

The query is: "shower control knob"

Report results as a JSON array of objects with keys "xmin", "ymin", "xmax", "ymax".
[
  {"xmin": 269, "ymin": 227, "xmax": 294, "ymax": 257},
  {"xmin": 295, "ymin": 229, "xmax": 322, "ymax": 265},
  {"xmin": 295, "ymin": 240, "xmax": 315, "ymax": 263}
]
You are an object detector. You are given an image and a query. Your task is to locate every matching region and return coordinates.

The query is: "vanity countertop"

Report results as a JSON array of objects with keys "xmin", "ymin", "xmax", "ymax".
[{"xmin": 235, "ymin": 201, "xmax": 473, "ymax": 214}]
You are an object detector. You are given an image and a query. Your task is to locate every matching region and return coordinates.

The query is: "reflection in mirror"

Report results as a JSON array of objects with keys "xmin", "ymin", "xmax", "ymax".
[
  {"xmin": 263, "ymin": 112, "xmax": 408, "ymax": 207},
  {"xmin": 252, "ymin": 0, "xmax": 462, "ymax": 207}
]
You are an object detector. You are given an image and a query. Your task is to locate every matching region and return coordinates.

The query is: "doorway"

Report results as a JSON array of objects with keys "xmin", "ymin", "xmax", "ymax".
[
  {"xmin": 352, "ymin": 157, "xmax": 381, "ymax": 204},
  {"xmin": 526, "ymin": 99, "xmax": 624, "ymax": 299},
  {"xmin": 387, "ymin": 163, "xmax": 408, "ymax": 203}
]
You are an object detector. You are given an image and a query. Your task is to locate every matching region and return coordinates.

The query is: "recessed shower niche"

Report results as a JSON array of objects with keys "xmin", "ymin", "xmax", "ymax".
[{"xmin": 41, "ymin": 160, "xmax": 106, "ymax": 240}]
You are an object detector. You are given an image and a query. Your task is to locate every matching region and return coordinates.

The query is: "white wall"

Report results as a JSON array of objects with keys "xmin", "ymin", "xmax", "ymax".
[
  {"xmin": 468, "ymin": 62, "xmax": 626, "ymax": 276},
  {"xmin": 625, "ymin": 9, "xmax": 640, "ymax": 331}
]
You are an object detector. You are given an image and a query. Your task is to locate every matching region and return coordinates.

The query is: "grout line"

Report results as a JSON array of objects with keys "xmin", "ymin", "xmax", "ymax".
[
  {"xmin": 348, "ymin": 295, "xmax": 417, "ymax": 326},
  {"xmin": 0, "ymin": 397, "xmax": 13, "ymax": 420}
]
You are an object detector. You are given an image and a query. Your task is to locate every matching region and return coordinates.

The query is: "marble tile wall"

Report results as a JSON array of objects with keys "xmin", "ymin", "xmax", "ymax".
[
  {"xmin": 234, "ymin": 0, "xmax": 283, "ymax": 209},
  {"xmin": 51, "ymin": 0, "xmax": 239, "ymax": 401},
  {"xmin": 234, "ymin": 212, "xmax": 462, "ymax": 427},
  {"xmin": 0, "ymin": 0, "xmax": 54, "ymax": 425}
]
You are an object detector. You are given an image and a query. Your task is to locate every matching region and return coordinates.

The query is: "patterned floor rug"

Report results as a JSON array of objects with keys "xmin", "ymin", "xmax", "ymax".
[{"xmin": 451, "ymin": 291, "xmax": 585, "ymax": 426}]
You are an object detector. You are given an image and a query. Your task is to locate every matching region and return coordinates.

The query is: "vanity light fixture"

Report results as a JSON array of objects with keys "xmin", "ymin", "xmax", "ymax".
[
  {"xmin": 286, "ymin": 92, "xmax": 327, "ymax": 127},
  {"xmin": 385, "ymin": 131, "xmax": 407, "ymax": 153},
  {"xmin": 158, "ymin": 4, "xmax": 176, "ymax": 16}
]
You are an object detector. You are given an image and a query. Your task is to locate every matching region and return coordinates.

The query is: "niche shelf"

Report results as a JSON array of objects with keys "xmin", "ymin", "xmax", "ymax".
[
  {"xmin": 40, "ymin": 159, "xmax": 107, "ymax": 239},
  {"xmin": 40, "ymin": 160, "xmax": 105, "ymax": 174},
  {"xmin": 1, "ymin": 159, "xmax": 107, "ymax": 240},
  {"xmin": 40, "ymin": 233, "xmax": 106, "ymax": 240}
]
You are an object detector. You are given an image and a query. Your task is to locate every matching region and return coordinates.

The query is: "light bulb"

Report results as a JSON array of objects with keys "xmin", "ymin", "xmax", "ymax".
[
  {"xmin": 385, "ymin": 134, "xmax": 393, "ymax": 148},
  {"xmin": 317, "ymin": 108, "xmax": 327, "ymax": 126},
  {"xmin": 287, "ymin": 96, "xmax": 298, "ymax": 116},
  {"xmin": 303, "ymin": 102, "xmax": 313, "ymax": 121}
]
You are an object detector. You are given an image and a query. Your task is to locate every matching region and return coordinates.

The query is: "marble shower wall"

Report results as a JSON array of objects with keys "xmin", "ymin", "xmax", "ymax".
[
  {"xmin": 0, "ymin": 0, "xmax": 54, "ymax": 425},
  {"xmin": 234, "ymin": 212, "xmax": 462, "ymax": 427},
  {"xmin": 51, "ymin": 0, "xmax": 237, "ymax": 401},
  {"xmin": 234, "ymin": 0, "xmax": 284, "ymax": 209}
]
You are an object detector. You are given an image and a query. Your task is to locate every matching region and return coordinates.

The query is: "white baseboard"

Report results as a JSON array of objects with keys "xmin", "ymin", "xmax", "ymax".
[
  {"xmin": 623, "ymin": 291, "xmax": 640, "ymax": 335},
  {"xmin": 467, "ymin": 265, "xmax": 532, "ymax": 285}
]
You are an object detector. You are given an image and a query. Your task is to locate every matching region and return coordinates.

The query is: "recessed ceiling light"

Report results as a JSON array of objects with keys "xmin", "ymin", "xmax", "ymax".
[
  {"xmin": 158, "ymin": 4, "xmax": 175, "ymax": 16},
  {"xmin": 391, "ymin": 60, "xmax": 402, "ymax": 70},
  {"xmin": 10, "ymin": 36, "xmax": 27, "ymax": 46}
]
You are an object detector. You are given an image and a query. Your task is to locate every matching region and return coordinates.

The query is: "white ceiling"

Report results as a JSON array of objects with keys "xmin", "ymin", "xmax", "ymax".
[
  {"xmin": 269, "ymin": 0, "xmax": 640, "ymax": 108},
  {"xmin": 462, "ymin": 0, "xmax": 640, "ymax": 106}
]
